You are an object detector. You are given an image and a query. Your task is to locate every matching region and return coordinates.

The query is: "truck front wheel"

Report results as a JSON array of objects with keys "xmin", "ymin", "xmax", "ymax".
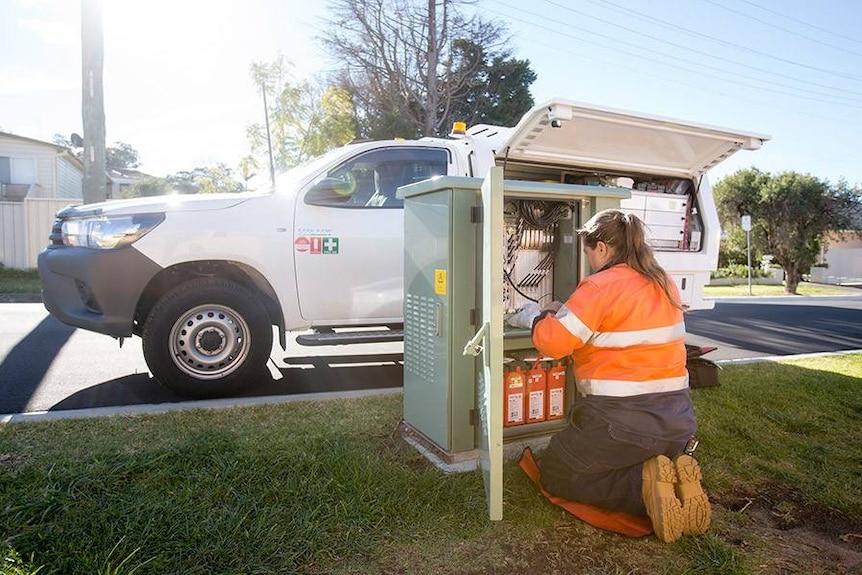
[{"xmin": 142, "ymin": 278, "xmax": 273, "ymax": 398}]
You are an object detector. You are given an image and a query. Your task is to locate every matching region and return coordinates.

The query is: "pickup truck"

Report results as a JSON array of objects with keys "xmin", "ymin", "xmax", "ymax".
[{"xmin": 38, "ymin": 98, "xmax": 768, "ymax": 398}]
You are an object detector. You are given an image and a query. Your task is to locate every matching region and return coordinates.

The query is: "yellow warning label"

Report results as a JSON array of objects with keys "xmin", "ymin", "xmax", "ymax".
[{"xmin": 434, "ymin": 269, "xmax": 447, "ymax": 296}]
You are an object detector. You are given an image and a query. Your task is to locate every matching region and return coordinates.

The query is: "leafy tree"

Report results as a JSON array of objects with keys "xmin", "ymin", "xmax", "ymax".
[
  {"xmin": 247, "ymin": 56, "xmax": 356, "ymax": 173},
  {"xmin": 718, "ymin": 225, "xmax": 761, "ymax": 268},
  {"xmin": 446, "ymin": 49, "xmax": 536, "ymax": 127},
  {"xmin": 167, "ymin": 164, "xmax": 243, "ymax": 194},
  {"xmin": 713, "ymin": 169, "xmax": 862, "ymax": 293},
  {"xmin": 53, "ymin": 136, "xmax": 141, "ymax": 171},
  {"xmin": 105, "ymin": 142, "xmax": 140, "ymax": 171},
  {"xmin": 238, "ymin": 155, "xmax": 259, "ymax": 190},
  {"xmin": 319, "ymin": 0, "xmax": 534, "ymax": 139},
  {"xmin": 125, "ymin": 176, "xmax": 171, "ymax": 198}
]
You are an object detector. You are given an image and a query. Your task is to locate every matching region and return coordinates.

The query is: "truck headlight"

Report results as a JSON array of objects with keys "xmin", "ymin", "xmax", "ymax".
[{"xmin": 61, "ymin": 213, "xmax": 165, "ymax": 249}]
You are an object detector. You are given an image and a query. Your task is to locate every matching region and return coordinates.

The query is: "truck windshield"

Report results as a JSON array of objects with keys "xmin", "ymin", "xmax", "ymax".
[{"xmin": 257, "ymin": 147, "xmax": 362, "ymax": 193}]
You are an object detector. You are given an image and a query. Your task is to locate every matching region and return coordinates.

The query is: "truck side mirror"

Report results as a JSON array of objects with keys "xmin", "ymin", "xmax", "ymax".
[{"xmin": 305, "ymin": 177, "xmax": 353, "ymax": 205}]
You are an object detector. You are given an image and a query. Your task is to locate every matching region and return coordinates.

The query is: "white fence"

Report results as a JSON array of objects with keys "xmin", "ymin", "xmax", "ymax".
[{"xmin": 0, "ymin": 198, "xmax": 81, "ymax": 269}]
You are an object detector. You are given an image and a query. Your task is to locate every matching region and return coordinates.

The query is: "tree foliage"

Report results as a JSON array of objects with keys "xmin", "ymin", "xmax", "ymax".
[
  {"xmin": 718, "ymin": 225, "xmax": 762, "ymax": 269},
  {"xmin": 105, "ymin": 142, "xmax": 140, "ymax": 171},
  {"xmin": 319, "ymin": 0, "xmax": 535, "ymax": 139},
  {"xmin": 247, "ymin": 56, "xmax": 356, "ymax": 174},
  {"xmin": 53, "ymin": 136, "xmax": 140, "ymax": 171},
  {"xmin": 238, "ymin": 155, "xmax": 259, "ymax": 190},
  {"xmin": 167, "ymin": 164, "xmax": 243, "ymax": 194},
  {"xmin": 713, "ymin": 168, "xmax": 862, "ymax": 293},
  {"xmin": 445, "ymin": 49, "xmax": 536, "ymax": 127},
  {"xmin": 125, "ymin": 176, "xmax": 171, "ymax": 198}
]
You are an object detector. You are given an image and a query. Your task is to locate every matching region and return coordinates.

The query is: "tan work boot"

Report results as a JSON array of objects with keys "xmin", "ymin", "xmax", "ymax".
[
  {"xmin": 642, "ymin": 455, "xmax": 684, "ymax": 543},
  {"xmin": 674, "ymin": 454, "xmax": 711, "ymax": 535}
]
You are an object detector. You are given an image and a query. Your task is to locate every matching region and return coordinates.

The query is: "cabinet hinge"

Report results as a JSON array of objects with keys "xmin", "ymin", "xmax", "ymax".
[{"xmin": 471, "ymin": 205, "xmax": 482, "ymax": 223}]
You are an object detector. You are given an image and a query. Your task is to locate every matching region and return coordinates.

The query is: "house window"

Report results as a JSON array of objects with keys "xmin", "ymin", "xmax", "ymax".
[{"xmin": 0, "ymin": 156, "xmax": 36, "ymax": 184}]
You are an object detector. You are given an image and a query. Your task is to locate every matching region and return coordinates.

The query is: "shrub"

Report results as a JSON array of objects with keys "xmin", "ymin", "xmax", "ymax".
[{"xmin": 711, "ymin": 264, "xmax": 769, "ymax": 279}]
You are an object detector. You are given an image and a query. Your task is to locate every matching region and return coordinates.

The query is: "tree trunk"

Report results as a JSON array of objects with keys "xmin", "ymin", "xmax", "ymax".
[
  {"xmin": 785, "ymin": 265, "xmax": 801, "ymax": 294},
  {"xmin": 81, "ymin": 0, "xmax": 106, "ymax": 204}
]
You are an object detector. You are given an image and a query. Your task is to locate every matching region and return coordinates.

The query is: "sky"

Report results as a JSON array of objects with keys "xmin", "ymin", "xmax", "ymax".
[{"xmin": 1, "ymin": 0, "xmax": 861, "ymax": 187}]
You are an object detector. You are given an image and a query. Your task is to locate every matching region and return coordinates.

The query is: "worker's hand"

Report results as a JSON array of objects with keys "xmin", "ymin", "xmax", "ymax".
[
  {"xmin": 505, "ymin": 302, "xmax": 540, "ymax": 329},
  {"xmin": 540, "ymin": 301, "xmax": 563, "ymax": 315}
]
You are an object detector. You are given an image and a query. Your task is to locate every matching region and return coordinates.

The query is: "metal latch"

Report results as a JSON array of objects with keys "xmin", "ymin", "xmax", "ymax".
[{"xmin": 462, "ymin": 322, "xmax": 489, "ymax": 357}]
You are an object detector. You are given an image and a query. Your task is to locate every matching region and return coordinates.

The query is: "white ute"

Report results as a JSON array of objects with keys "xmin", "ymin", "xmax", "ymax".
[{"xmin": 38, "ymin": 98, "xmax": 769, "ymax": 397}]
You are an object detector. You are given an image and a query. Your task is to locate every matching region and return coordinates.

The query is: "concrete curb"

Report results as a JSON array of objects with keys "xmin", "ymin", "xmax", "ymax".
[
  {"xmin": 714, "ymin": 348, "xmax": 862, "ymax": 366},
  {"xmin": 0, "ymin": 293, "xmax": 42, "ymax": 303}
]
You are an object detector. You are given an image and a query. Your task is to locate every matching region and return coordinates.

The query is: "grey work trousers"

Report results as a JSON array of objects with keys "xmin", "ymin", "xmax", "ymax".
[{"xmin": 538, "ymin": 409, "xmax": 689, "ymax": 516}]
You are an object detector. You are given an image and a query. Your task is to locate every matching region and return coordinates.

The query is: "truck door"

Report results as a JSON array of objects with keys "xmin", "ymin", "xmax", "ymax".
[{"xmin": 295, "ymin": 146, "xmax": 452, "ymax": 323}]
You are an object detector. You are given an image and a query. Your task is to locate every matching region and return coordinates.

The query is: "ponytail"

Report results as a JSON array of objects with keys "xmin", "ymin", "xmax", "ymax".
[{"xmin": 579, "ymin": 209, "xmax": 682, "ymax": 310}]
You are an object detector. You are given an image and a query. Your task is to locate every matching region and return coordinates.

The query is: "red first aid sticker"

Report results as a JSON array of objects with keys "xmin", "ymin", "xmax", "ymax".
[{"xmin": 294, "ymin": 236, "xmax": 310, "ymax": 252}]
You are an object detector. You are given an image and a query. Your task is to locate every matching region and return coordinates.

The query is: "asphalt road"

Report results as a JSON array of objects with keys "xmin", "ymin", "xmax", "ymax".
[
  {"xmin": 2, "ymin": 295, "xmax": 862, "ymax": 415},
  {"xmin": 0, "ymin": 302, "xmax": 404, "ymax": 415},
  {"xmin": 684, "ymin": 295, "xmax": 862, "ymax": 359}
]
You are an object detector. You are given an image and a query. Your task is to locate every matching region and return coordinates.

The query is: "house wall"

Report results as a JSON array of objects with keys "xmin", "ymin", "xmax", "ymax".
[
  {"xmin": 0, "ymin": 136, "xmax": 85, "ymax": 269},
  {"xmin": 823, "ymin": 247, "xmax": 862, "ymax": 281},
  {"xmin": 0, "ymin": 137, "xmax": 58, "ymax": 194},
  {"xmin": 56, "ymin": 156, "xmax": 84, "ymax": 199},
  {"xmin": 816, "ymin": 231, "xmax": 862, "ymax": 284}
]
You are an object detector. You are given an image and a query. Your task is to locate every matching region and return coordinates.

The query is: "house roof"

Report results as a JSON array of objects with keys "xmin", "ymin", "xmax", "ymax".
[
  {"xmin": 0, "ymin": 131, "xmax": 85, "ymax": 171},
  {"xmin": 108, "ymin": 167, "xmax": 151, "ymax": 181}
]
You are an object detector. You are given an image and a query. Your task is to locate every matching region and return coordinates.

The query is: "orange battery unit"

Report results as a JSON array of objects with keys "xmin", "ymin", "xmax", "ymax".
[
  {"xmin": 503, "ymin": 365, "xmax": 526, "ymax": 427},
  {"xmin": 526, "ymin": 362, "xmax": 547, "ymax": 423},
  {"xmin": 546, "ymin": 361, "xmax": 566, "ymax": 421}
]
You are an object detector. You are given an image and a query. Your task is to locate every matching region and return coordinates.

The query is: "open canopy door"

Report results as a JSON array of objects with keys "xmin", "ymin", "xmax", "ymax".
[{"xmin": 497, "ymin": 99, "xmax": 771, "ymax": 177}]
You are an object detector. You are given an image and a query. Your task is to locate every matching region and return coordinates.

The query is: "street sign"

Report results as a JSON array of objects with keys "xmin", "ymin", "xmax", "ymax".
[{"xmin": 741, "ymin": 215, "xmax": 752, "ymax": 231}]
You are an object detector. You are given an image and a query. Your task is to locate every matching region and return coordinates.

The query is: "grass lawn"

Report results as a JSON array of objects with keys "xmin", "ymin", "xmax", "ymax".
[
  {"xmin": 2, "ymin": 266, "xmax": 859, "ymax": 298},
  {"xmin": 0, "ymin": 267, "xmax": 40, "ymax": 294},
  {"xmin": 703, "ymin": 282, "xmax": 859, "ymax": 297},
  {"xmin": 2, "ymin": 355, "xmax": 861, "ymax": 574}
]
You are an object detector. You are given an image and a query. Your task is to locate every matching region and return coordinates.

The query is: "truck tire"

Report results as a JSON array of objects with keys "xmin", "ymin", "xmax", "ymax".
[{"xmin": 142, "ymin": 278, "xmax": 272, "ymax": 398}]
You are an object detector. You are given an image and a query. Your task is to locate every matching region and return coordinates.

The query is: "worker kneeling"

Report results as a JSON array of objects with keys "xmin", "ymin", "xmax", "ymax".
[{"xmin": 530, "ymin": 209, "xmax": 711, "ymax": 543}]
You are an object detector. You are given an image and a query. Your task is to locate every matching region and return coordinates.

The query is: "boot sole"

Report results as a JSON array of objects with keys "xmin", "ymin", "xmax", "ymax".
[
  {"xmin": 642, "ymin": 455, "xmax": 683, "ymax": 543},
  {"xmin": 675, "ymin": 454, "xmax": 711, "ymax": 536}
]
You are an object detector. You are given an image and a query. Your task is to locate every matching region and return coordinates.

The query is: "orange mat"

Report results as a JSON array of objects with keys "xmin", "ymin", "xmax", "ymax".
[{"xmin": 518, "ymin": 447, "xmax": 653, "ymax": 537}]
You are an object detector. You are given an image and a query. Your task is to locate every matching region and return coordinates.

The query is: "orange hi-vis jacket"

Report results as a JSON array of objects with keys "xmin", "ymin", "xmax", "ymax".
[{"xmin": 532, "ymin": 264, "xmax": 688, "ymax": 397}]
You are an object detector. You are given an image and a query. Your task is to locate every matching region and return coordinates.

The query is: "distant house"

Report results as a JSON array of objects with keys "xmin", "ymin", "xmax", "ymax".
[
  {"xmin": 810, "ymin": 231, "xmax": 862, "ymax": 285},
  {"xmin": 0, "ymin": 132, "xmax": 85, "ymax": 269},
  {"xmin": 107, "ymin": 167, "xmax": 150, "ymax": 199}
]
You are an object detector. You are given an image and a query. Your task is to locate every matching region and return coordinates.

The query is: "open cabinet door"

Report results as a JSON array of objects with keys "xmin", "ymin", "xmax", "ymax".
[{"xmin": 463, "ymin": 166, "xmax": 505, "ymax": 520}]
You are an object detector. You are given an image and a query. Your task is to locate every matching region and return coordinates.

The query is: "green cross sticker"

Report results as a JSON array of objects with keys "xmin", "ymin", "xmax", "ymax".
[{"xmin": 322, "ymin": 237, "xmax": 339, "ymax": 254}]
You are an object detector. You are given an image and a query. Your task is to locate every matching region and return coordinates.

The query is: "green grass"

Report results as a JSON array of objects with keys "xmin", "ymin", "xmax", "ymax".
[
  {"xmin": 2, "ymin": 356, "xmax": 862, "ymax": 574},
  {"xmin": 703, "ymin": 282, "xmax": 858, "ymax": 297},
  {"xmin": 2, "ymin": 265, "xmax": 857, "ymax": 298},
  {"xmin": 0, "ymin": 266, "xmax": 40, "ymax": 294}
]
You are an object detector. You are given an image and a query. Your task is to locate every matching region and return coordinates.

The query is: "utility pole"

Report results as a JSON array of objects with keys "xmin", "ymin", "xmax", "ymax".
[
  {"xmin": 425, "ymin": 0, "xmax": 438, "ymax": 137},
  {"xmin": 81, "ymin": 0, "xmax": 106, "ymax": 204},
  {"xmin": 261, "ymin": 81, "xmax": 275, "ymax": 186}
]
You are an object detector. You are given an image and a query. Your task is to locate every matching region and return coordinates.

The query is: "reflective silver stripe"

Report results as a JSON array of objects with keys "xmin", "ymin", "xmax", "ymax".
[
  {"xmin": 576, "ymin": 375, "xmax": 690, "ymax": 397},
  {"xmin": 592, "ymin": 321, "xmax": 686, "ymax": 348},
  {"xmin": 554, "ymin": 305, "xmax": 593, "ymax": 344}
]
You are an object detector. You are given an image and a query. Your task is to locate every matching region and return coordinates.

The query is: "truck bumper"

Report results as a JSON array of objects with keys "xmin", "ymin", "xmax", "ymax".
[{"xmin": 37, "ymin": 246, "xmax": 163, "ymax": 337}]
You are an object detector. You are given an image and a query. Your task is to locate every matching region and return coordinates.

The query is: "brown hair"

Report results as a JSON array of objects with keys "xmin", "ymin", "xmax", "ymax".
[{"xmin": 579, "ymin": 209, "xmax": 682, "ymax": 309}]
